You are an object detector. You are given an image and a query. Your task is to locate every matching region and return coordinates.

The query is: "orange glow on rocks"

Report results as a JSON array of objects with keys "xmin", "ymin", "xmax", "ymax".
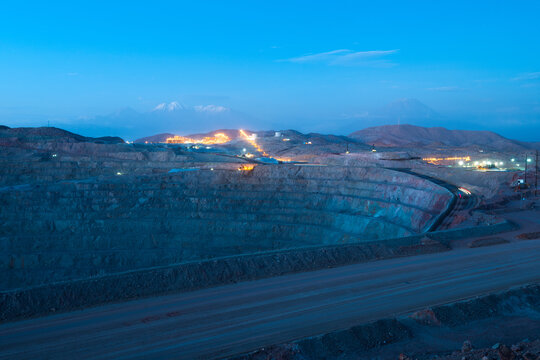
[
  {"xmin": 423, "ymin": 156, "xmax": 471, "ymax": 165},
  {"xmin": 166, "ymin": 133, "xmax": 230, "ymax": 145},
  {"xmin": 239, "ymin": 129, "xmax": 268, "ymax": 156},
  {"xmin": 238, "ymin": 164, "xmax": 256, "ymax": 171}
]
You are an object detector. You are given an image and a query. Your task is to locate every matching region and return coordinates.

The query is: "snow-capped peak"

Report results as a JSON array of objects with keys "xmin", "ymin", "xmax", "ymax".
[
  {"xmin": 153, "ymin": 101, "xmax": 185, "ymax": 112},
  {"xmin": 167, "ymin": 101, "xmax": 183, "ymax": 111},
  {"xmin": 153, "ymin": 103, "xmax": 167, "ymax": 111}
]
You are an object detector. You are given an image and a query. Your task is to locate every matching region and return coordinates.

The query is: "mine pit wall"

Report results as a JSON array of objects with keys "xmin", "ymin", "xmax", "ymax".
[
  {"xmin": 0, "ymin": 145, "xmax": 245, "ymax": 187},
  {"xmin": 0, "ymin": 220, "xmax": 516, "ymax": 322},
  {"xmin": 0, "ymin": 165, "xmax": 452, "ymax": 290},
  {"xmin": 315, "ymin": 153, "xmax": 518, "ymax": 201}
]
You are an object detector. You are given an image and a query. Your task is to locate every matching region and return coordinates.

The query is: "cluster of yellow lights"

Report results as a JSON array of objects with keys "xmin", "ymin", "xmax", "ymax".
[
  {"xmin": 165, "ymin": 133, "xmax": 230, "ymax": 145},
  {"xmin": 238, "ymin": 164, "xmax": 256, "ymax": 171},
  {"xmin": 422, "ymin": 156, "xmax": 471, "ymax": 165},
  {"xmin": 239, "ymin": 129, "xmax": 268, "ymax": 156}
]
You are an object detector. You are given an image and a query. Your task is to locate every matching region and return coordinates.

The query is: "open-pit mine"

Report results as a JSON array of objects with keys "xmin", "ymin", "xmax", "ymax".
[{"xmin": 1, "ymin": 124, "xmax": 539, "ymax": 360}]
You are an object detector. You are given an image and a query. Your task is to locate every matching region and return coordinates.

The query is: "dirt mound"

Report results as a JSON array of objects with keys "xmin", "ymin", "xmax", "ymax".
[
  {"xmin": 517, "ymin": 232, "xmax": 540, "ymax": 240},
  {"xmin": 468, "ymin": 237, "xmax": 509, "ymax": 248},
  {"xmin": 433, "ymin": 339, "xmax": 540, "ymax": 360},
  {"xmin": 296, "ymin": 319, "xmax": 413, "ymax": 359},
  {"xmin": 231, "ymin": 344, "xmax": 303, "ymax": 360}
]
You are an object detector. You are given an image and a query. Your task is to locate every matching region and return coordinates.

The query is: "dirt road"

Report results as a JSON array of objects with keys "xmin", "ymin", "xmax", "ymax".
[{"xmin": 2, "ymin": 240, "xmax": 540, "ymax": 360}]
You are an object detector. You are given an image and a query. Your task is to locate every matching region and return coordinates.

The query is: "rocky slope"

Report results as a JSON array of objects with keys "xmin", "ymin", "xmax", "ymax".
[
  {"xmin": 349, "ymin": 124, "xmax": 538, "ymax": 151},
  {"xmin": 0, "ymin": 164, "xmax": 452, "ymax": 290},
  {"xmin": 0, "ymin": 126, "xmax": 124, "ymax": 145},
  {"xmin": 135, "ymin": 129, "xmax": 366, "ymax": 162}
]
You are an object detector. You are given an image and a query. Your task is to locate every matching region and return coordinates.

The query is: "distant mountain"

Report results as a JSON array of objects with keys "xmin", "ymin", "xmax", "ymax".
[
  {"xmin": 59, "ymin": 102, "xmax": 251, "ymax": 140},
  {"xmin": 134, "ymin": 133, "xmax": 176, "ymax": 143},
  {"xmin": 349, "ymin": 124, "xmax": 538, "ymax": 151},
  {"xmin": 153, "ymin": 101, "xmax": 185, "ymax": 112},
  {"xmin": 332, "ymin": 98, "xmax": 443, "ymax": 135},
  {"xmin": 0, "ymin": 126, "xmax": 124, "ymax": 144},
  {"xmin": 369, "ymin": 98, "xmax": 440, "ymax": 121}
]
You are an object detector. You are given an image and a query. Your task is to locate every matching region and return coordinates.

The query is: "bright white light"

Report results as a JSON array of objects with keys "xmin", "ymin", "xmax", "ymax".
[
  {"xmin": 500, "ymin": 162, "xmax": 503, "ymax": 166},
  {"xmin": 494, "ymin": 162, "xmax": 498, "ymax": 166},
  {"xmin": 527, "ymin": 158, "xmax": 532, "ymax": 162},
  {"xmin": 474, "ymin": 161, "xmax": 479, "ymax": 165},
  {"xmin": 116, "ymin": 172, "xmax": 122, "ymax": 176},
  {"xmin": 516, "ymin": 164, "xmax": 520, "ymax": 167},
  {"xmin": 511, "ymin": 158, "xmax": 515, "ymax": 162},
  {"xmin": 487, "ymin": 161, "xmax": 492, "ymax": 165},
  {"xmin": 458, "ymin": 161, "xmax": 464, "ymax": 166},
  {"xmin": 242, "ymin": 148, "xmax": 247, "ymax": 152}
]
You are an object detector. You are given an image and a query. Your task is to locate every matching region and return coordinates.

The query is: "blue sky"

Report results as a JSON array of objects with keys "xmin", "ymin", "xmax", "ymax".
[{"xmin": 1, "ymin": 1, "xmax": 539, "ymax": 140}]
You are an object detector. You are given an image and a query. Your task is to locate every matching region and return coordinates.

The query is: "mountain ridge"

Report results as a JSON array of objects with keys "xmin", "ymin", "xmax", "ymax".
[{"xmin": 349, "ymin": 124, "xmax": 539, "ymax": 151}]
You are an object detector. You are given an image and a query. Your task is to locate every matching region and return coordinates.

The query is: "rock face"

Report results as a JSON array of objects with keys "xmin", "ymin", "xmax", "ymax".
[
  {"xmin": 462, "ymin": 340, "xmax": 473, "ymax": 353},
  {"xmin": 409, "ymin": 308, "xmax": 441, "ymax": 326},
  {"xmin": 499, "ymin": 344, "xmax": 516, "ymax": 360},
  {"xmin": 0, "ymin": 164, "xmax": 451, "ymax": 290},
  {"xmin": 0, "ymin": 126, "xmax": 453, "ymax": 291}
]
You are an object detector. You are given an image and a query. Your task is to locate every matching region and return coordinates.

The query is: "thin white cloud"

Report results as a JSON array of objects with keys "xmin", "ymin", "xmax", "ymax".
[
  {"xmin": 333, "ymin": 50, "xmax": 398, "ymax": 65},
  {"xmin": 280, "ymin": 49, "xmax": 399, "ymax": 66},
  {"xmin": 284, "ymin": 49, "xmax": 349, "ymax": 63},
  {"xmin": 512, "ymin": 72, "xmax": 540, "ymax": 81}
]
